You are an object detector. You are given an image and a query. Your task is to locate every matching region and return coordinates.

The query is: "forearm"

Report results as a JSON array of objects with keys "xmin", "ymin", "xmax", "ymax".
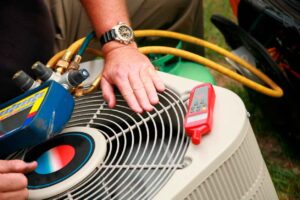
[
  {"xmin": 80, "ymin": 0, "xmax": 130, "ymax": 36},
  {"xmin": 81, "ymin": 0, "xmax": 164, "ymax": 113},
  {"xmin": 80, "ymin": 0, "xmax": 136, "ymax": 54}
]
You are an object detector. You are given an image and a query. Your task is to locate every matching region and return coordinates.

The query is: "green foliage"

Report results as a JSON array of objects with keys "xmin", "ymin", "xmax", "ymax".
[
  {"xmin": 203, "ymin": 1, "xmax": 300, "ymax": 199},
  {"xmin": 268, "ymin": 163, "xmax": 300, "ymax": 199}
]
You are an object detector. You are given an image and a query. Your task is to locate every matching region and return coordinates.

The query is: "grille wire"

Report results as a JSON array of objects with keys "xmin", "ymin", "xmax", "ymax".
[{"xmin": 56, "ymin": 88, "xmax": 189, "ymax": 200}]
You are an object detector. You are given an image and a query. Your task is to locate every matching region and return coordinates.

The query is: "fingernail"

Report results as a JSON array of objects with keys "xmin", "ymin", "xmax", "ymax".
[
  {"xmin": 151, "ymin": 95, "xmax": 159, "ymax": 104},
  {"xmin": 159, "ymin": 83, "xmax": 165, "ymax": 91},
  {"xmin": 26, "ymin": 161, "xmax": 37, "ymax": 167},
  {"xmin": 107, "ymin": 98, "xmax": 115, "ymax": 108},
  {"xmin": 108, "ymin": 101, "xmax": 114, "ymax": 108},
  {"xmin": 145, "ymin": 105, "xmax": 154, "ymax": 112},
  {"xmin": 135, "ymin": 107, "xmax": 143, "ymax": 113}
]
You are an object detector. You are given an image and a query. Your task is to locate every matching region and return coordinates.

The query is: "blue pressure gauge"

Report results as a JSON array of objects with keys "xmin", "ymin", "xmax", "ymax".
[{"xmin": 0, "ymin": 81, "xmax": 75, "ymax": 158}]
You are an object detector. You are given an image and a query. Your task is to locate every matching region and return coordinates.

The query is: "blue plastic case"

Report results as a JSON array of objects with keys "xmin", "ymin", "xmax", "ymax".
[{"xmin": 0, "ymin": 81, "xmax": 74, "ymax": 158}]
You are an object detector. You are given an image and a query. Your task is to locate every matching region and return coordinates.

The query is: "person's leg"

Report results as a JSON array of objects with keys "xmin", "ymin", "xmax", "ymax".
[
  {"xmin": 0, "ymin": 0, "xmax": 54, "ymax": 103},
  {"xmin": 128, "ymin": 0, "xmax": 204, "ymax": 54},
  {"xmin": 128, "ymin": 0, "xmax": 203, "ymax": 42},
  {"xmin": 44, "ymin": 0, "xmax": 94, "ymax": 52},
  {"xmin": 46, "ymin": 0, "xmax": 203, "ymax": 54}
]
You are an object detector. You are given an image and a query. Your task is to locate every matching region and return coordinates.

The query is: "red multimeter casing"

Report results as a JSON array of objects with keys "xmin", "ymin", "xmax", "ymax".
[{"xmin": 184, "ymin": 83, "xmax": 216, "ymax": 145}]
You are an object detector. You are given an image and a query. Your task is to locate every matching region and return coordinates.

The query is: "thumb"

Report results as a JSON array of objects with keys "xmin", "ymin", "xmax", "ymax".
[{"xmin": 0, "ymin": 160, "xmax": 37, "ymax": 174}]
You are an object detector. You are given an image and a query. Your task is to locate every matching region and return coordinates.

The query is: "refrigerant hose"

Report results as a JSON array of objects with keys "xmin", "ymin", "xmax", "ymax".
[{"xmin": 46, "ymin": 30, "xmax": 283, "ymax": 98}]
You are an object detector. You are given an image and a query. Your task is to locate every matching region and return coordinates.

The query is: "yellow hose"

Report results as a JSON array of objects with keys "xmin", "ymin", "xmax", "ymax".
[
  {"xmin": 139, "ymin": 46, "xmax": 282, "ymax": 97},
  {"xmin": 66, "ymin": 38, "xmax": 85, "ymax": 60},
  {"xmin": 47, "ymin": 49, "xmax": 66, "ymax": 68},
  {"xmin": 46, "ymin": 48, "xmax": 103, "ymax": 68},
  {"xmin": 47, "ymin": 29, "xmax": 284, "ymax": 97},
  {"xmin": 135, "ymin": 30, "xmax": 283, "ymax": 97}
]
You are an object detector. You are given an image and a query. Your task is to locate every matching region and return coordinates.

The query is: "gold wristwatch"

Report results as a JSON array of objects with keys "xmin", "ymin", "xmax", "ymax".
[{"xmin": 100, "ymin": 22, "xmax": 134, "ymax": 46}]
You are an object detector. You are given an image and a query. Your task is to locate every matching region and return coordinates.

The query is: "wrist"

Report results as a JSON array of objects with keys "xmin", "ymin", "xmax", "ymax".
[
  {"xmin": 99, "ymin": 22, "xmax": 135, "ymax": 52},
  {"xmin": 102, "ymin": 41, "xmax": 138, "ymax": 56}
]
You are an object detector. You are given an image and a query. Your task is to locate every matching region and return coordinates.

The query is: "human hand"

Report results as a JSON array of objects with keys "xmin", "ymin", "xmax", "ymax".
[
  {"xmin": 0, "ymin": 160, "xmax": 37, "ymax": 200},
  {"xmin": 101, "ymin": 42, "xmax": 165, "ymax": 113}
]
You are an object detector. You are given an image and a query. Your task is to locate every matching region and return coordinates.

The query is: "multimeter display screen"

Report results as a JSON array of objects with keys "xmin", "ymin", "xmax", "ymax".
[
  {"xmin": 190, "ymin": 86, "xmax": 208, "ymax": 113},
  {"xmin": 0, "ymin": 107, "xmax": 32, "ymax": 136}
]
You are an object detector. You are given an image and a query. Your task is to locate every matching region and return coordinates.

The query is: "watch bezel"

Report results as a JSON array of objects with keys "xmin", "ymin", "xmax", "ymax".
[{"xmin": 113, "ymin": 23, "xmax": 134, "ymax": 44}]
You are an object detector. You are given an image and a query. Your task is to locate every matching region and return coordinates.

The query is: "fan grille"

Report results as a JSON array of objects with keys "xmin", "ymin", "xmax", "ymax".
[{"xmin": 54, "ymin": 88, "xmax": 189, "ymax": 200}]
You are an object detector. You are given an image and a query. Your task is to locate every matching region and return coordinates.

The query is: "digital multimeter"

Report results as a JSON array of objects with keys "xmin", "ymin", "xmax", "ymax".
[
  {"xmin": 184, "ymin": 83, "xmax": 216, "ymax": 145},
  {"xmin": 0, "ymin": 81, "xmax": 74, "ymax": 158}
]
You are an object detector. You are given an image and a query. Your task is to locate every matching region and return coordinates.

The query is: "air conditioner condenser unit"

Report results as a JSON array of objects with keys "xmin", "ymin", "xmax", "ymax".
[{"xmin": 21, "ymin": 60, "xmax": 278, "ymax": 200}]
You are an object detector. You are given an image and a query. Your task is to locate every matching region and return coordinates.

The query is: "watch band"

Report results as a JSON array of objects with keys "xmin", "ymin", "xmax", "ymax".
[{"xmin": 100, "ymin": 29, "xmax": 117, "ymax": 46}]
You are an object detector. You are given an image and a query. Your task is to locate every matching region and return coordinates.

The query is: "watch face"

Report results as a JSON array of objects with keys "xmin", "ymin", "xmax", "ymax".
[{"xmin": 116, "ymin": 24, "xmax": 134, "ymax": 43}]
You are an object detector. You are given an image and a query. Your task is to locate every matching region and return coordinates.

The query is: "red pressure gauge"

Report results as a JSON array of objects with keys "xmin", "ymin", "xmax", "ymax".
[{"xmin": 184, "ymin": 83, "xmax": 216, "ymax": 145}]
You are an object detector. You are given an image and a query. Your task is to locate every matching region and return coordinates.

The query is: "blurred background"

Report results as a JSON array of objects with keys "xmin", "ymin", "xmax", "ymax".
[{"xmin": 203, "ymin": 0, "xmax": 300, "ymax": 199}]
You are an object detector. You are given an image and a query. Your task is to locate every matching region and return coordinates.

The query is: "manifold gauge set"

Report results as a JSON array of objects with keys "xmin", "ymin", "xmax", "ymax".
[{"xmin": 0, "ymin": 62, "xmax": 89, "ymax": 158}]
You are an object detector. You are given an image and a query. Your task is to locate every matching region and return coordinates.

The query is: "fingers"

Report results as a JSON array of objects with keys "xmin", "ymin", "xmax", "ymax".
[
  {"xmin": 114, "ymin": 74, "xmax": 143, "ymax": 113},
  {"xmin": 129, "ymin": 71, "xmax": 154, "ymax": 112},
  {"xmin": 120, "ymin": 66, "xmax": 165, "ymax": 112},
  {"xmin": 0, "ymin": 160, "xmax": 37, "ymax": 174},
  {"xmin": 0, "ymin": 160, "xmax": 34, "ymax": 200},
  {"xmin": 102, "ymin": 65, "xmax": 165, "ymax": 113},
  {"xmin": 21, "ymin": 161, "xmax": 37, "ymax": 174},
  {"xmin": 139, "ymin": 67, "xmax": 160, "ymax": 105},
  {"xmin": 101, "ymin": 77, "xmax": 116, "ymax": 108},
  {"xmin": 147, "ymin": 67, "xmax": 165, "ymax": 92},
  {"xmin": 0, "ymin": 173, "xmax": 28, "ymax": 192},
  {"xmin": 0, "ymin": 188, "xmax": 29, "ymax": 200},
  {"xmin": 101, "ymin": 46, "xmax": 165, "ymax": 113}
]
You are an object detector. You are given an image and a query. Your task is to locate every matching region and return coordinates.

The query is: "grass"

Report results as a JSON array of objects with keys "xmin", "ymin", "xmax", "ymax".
[
  {"xmin": 203, "ymin": 0, "xmax": 300, "ymax": 199},
  {"xmin": 203, "ymin": 0, "xmax": 235, "ymax": 59}
]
